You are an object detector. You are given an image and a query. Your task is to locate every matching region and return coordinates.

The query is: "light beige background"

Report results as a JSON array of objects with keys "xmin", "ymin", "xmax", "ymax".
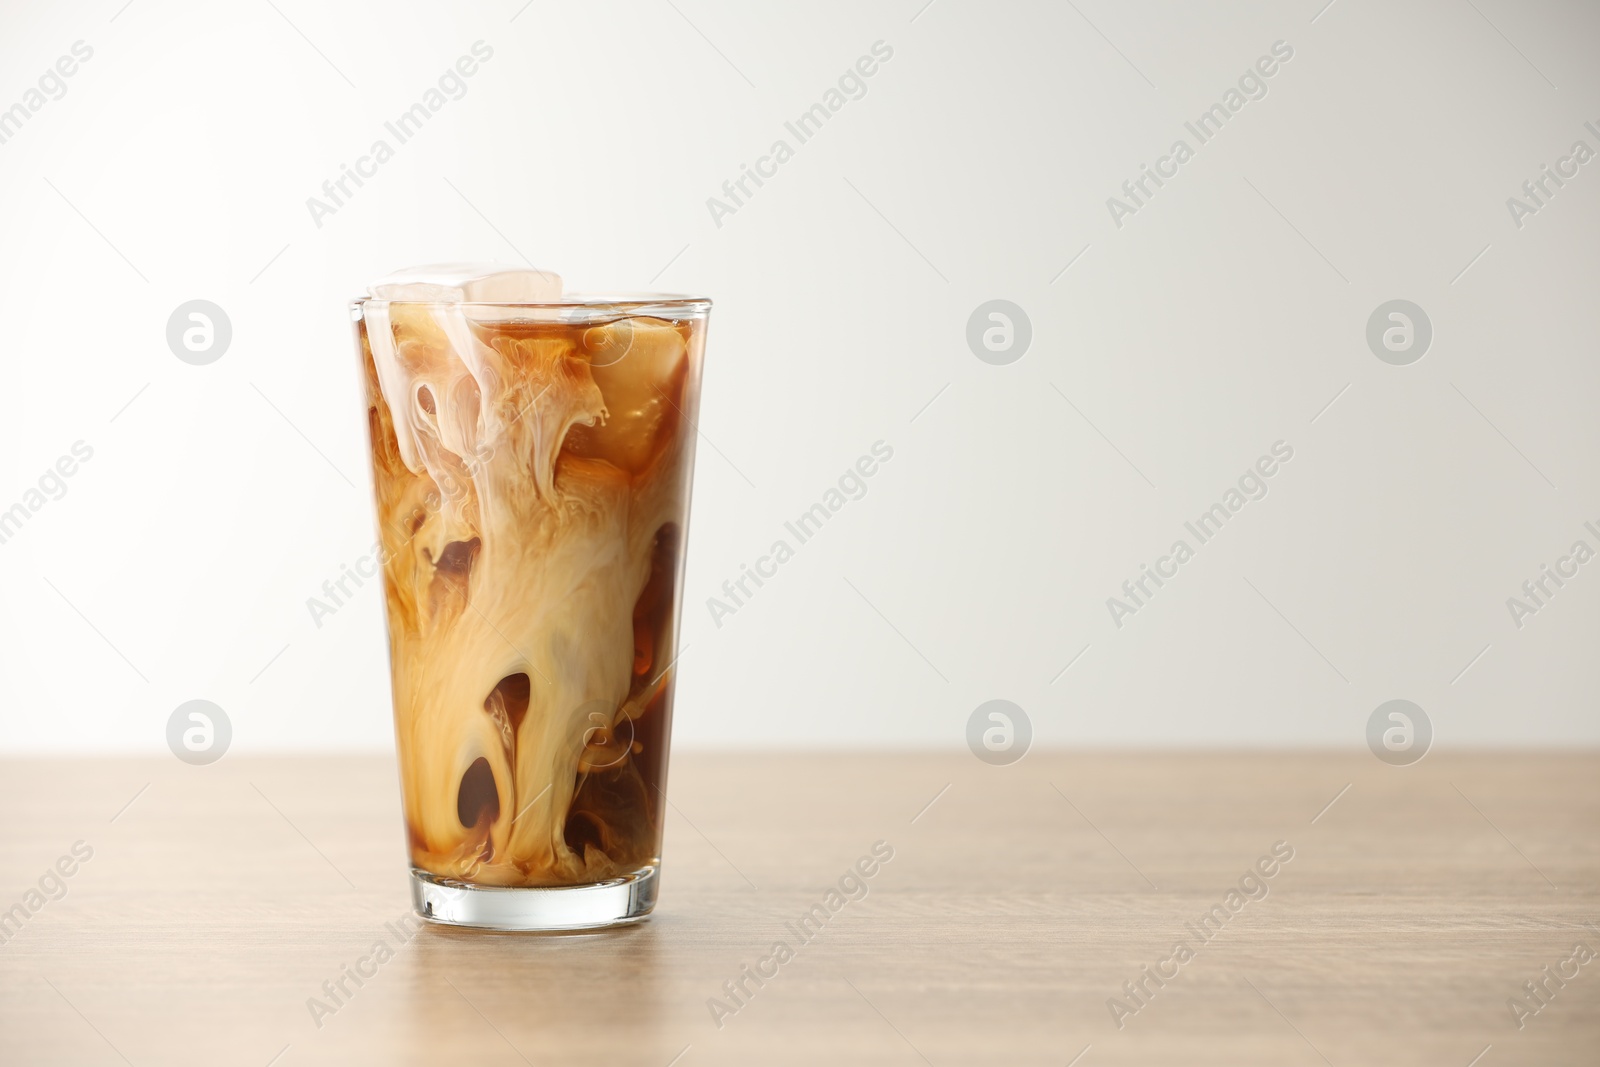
[{"xmin": 0, "ymin": 0, "xmax": 1595, "ymax": 752}]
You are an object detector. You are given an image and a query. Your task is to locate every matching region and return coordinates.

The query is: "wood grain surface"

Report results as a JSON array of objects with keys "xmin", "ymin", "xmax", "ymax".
[{"xmin": 1, "ymin": 752, "xmax": 1596, "ymax": 1065}]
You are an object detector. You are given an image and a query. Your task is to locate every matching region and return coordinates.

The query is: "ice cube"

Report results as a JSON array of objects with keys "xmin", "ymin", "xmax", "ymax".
[{"xmin": 369, "ymin": 263, "xmax": 562, "ymax": 303}]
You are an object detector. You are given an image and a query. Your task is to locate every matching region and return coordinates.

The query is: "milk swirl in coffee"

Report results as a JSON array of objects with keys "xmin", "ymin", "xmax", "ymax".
[{"xmin": 355, "ymin": 266, "xmax": 703, "ymax": 887}]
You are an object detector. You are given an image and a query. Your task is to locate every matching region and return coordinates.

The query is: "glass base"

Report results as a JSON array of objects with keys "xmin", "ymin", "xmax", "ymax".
[{"xmin": 410, "ymin": 865, "xmax": 658, "ymax": 931}]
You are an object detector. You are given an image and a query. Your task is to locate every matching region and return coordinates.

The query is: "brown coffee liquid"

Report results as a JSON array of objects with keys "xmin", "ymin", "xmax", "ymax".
[{"xmin": 357, "ymin": 307, "xmax": 701, "ymax": 887}]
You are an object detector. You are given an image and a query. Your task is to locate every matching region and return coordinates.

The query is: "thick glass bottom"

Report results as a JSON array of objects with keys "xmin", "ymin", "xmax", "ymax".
[{"xmin": 410, "ymin": 865, "xmax": 658, "ymax": 931}]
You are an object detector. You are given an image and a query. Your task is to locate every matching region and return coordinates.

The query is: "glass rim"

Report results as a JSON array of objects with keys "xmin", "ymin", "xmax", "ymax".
[{"xmin": 351, "ymin": 292, "xmax": 711, "ymax": 313}]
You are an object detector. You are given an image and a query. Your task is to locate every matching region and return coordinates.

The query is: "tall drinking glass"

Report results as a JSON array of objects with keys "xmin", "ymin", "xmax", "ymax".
[{"xmin": 351, "ymin": 280, "xmax": 709, "ymax": 930}]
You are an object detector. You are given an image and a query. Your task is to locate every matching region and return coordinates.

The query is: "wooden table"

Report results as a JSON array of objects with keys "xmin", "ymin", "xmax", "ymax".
[{"xmin": 2, "ymin": 752, "xmax": 1595, "ymax": 1065}]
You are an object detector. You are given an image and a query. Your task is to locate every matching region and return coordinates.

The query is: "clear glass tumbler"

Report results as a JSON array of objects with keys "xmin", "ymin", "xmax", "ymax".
[{"xmin": 350, "ymin": 290, "xmax": 709, "ymax": 930}]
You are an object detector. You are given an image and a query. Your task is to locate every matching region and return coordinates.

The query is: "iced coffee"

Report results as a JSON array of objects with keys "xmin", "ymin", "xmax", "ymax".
[{"xmin": 352, "ymin": 265, "xmax": 708, "ymax": 929}]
